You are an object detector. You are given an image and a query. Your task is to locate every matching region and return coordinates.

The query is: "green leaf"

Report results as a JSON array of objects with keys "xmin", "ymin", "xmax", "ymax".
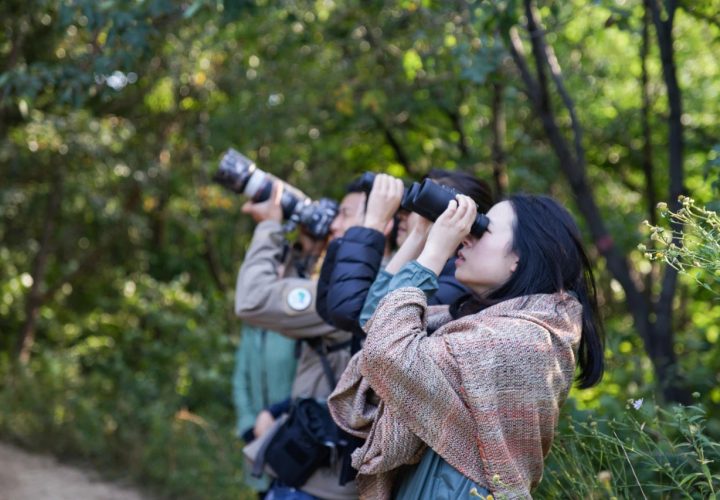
[{"xmin": 402, "ymin": 49, "xmax": 423, "ymax": 81}]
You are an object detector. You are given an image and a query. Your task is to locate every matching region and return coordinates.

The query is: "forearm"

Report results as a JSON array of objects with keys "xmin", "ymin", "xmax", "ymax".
[
  {"xmin": 384, "ymin": 231, "xmax": 426, "ymax": 274},
  {"xmin": 361, "ymin": 287, "xmax": 429, "ymax": 374},
  {"xmin": 236, "ymin": 281, "xmax": 338, "ymax": 338},
  {"xmin": 359, "ymin": 269, "xmax": 393, "ymax": 327},
  {"xmin": 326, "ymin": 226, "xmax": 386, "ymax": 330},
  {"xmin": 360, "ymin": 287, "xmax": 476, "ymax": 457},
  {"xmin": 235, "ymin": 220, "xmax": 285, "ymax": 315},
  {"xmin": 360, "ymin": 261, "xmax": 439, "ymax": 326}
]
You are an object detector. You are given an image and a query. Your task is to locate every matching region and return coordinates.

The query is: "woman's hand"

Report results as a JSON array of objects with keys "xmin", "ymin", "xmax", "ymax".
[
  {"xmin": 363, "ymin": 173, "xmax": 404, "ymax": 234},
  {"xmin": 417, "ymin": 195, "xmax": 477, "ymax": 275}
]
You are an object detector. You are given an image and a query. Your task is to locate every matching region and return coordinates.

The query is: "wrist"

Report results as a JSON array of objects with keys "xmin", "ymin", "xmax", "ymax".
[
  {"xmin": 363, "ymin": 217, "xmax": 387, "ymax": 232},
  {"xmin": 267, "ymin": 212, "xmax": 283, "ymax": 223},
  {"xmin": 406, "ymin": 229, "xmax": 429, "ymax": 244},
  {"xmin": 416, "ymin": 248, "xmax": 447, "ymax": 276}
]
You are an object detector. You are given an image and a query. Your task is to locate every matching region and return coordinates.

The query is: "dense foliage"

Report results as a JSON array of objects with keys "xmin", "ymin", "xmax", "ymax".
[{"xmin": 1, "ymin": 0, "xmax": 719, "ymax": 497}]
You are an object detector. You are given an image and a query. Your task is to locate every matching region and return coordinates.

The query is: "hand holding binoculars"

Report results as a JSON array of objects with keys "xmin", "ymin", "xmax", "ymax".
[{"xmin": 357, "ymin": 172, "xmax": 489, "ymax": 237}]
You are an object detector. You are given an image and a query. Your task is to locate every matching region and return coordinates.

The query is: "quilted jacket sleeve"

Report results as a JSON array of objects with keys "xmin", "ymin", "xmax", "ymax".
[{"xmin": 323, "ymin": 226, "xmax": 386, "ymax": 332}]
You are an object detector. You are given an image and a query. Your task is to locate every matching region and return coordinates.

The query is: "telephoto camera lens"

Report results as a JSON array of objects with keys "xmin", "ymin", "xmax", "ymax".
[
  {"xmin": 213, "ymin": 148, "xmax": 257, "ymax": 194},
  {"xmin": 214, "ymin": 148, "xmax": 306, "ymax": 220},
  {"xmin": 213, "ymin": 148, "xmax": 339, "ymax": 239}
]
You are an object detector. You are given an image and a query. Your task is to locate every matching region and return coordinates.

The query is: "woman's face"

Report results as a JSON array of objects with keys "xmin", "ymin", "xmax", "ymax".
[
  {"xmin": 455, "ymin": 200, "xmax": 518, "ymax": 296},
  {"xmin": 395, "ymin": 209, "xmax": 410, "ymax": 246},
  {"xmin": 395, "ymin": 210, "xmax": 425, "ymax": 246}
]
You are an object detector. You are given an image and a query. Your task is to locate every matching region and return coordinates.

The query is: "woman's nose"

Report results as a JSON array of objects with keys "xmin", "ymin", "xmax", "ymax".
[{"xmin": 461, "ymin": 235, "xmax": 474, "ymax": 248}]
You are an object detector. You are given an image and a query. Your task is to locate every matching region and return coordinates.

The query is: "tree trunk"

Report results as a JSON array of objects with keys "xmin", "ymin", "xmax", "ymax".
[
  {"xmin": 490, "ymin": 81, "xmax": 508, "ymax": 198},
  {"xmin": 506, "ymin": 0, "xmax": 689, "ymax": 403},
  {"xmin": 17, "ymin": 174, "xmax": 63, "ymax": 364},
  {"xmin": 640, "ymin": 1, "xmax": 659, "ymax": 297},
  {"xmin": 648, "ymin": 0, "xmax": 688, "ymax": 403}
]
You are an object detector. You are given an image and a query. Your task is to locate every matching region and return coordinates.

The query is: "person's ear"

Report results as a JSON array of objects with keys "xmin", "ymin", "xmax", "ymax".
[{"xmin": 510, "ymin": 255, "xmax": 519, "ymax": 273}]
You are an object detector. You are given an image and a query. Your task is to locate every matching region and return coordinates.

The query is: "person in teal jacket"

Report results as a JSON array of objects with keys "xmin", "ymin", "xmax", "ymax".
[
  {"xmin": 358, "ymin": 202, "xmax": 491, "ymax": 499},
  {"xmin": 359, "ymin": 260, "xmax": 492, "ymax": 500},
  {"xmin": 232, "ymin": 323, "xmax": 297, "ymax": 495}
]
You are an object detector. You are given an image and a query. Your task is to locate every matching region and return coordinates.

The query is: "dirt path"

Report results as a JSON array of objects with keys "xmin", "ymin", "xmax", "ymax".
[{"xmin": 0, "ymin": 442, "xmax": 149, "ymax": 500}]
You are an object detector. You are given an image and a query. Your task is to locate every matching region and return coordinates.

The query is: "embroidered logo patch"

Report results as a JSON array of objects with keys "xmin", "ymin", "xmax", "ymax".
[{"xmin": 287, "ymin": 287, "xmax": 312, "ymax": 311}]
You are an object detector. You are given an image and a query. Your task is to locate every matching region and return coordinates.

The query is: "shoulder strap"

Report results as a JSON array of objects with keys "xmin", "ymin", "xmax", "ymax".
[
  {"xmin": 303, "ymin": 338, "xmax": 352, "ymax": 389},
  {"xmin": 305, "ymin": 338, "xmax": 337, "ymax": 389}
]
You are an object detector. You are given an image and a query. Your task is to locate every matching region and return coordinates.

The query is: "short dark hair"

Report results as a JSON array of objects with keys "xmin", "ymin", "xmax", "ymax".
[
  {"xmin": 426, "ymin": 168, "xmax": 494, "ymax": 213},
  {"xmin": 452, "ymin": 194, "xmax": 605, "ymax": 389}
]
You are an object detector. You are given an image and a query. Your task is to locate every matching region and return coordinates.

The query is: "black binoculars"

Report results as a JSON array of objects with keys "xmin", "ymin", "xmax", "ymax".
[{"xmin": 358, "ymin": 172, "xmax": 489, "ymax": 237}]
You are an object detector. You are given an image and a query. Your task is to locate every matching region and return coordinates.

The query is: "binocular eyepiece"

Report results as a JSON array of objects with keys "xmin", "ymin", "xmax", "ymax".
[
  {"xmin": 213, "ymin": 149, "xmax": 338, "ymax": 240},
  {"xmin": 358, "ymin": 172, "xmax": 489, "ymax": 237}
]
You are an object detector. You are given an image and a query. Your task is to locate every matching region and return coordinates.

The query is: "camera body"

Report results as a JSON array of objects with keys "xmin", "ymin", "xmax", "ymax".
[
  {"xmin": 359, "ymin": 172, "xmax": 489, "ymax": 237},
  {"xmin": 214, "ymin": 149, "xmax": 338, "ymax": 239}
]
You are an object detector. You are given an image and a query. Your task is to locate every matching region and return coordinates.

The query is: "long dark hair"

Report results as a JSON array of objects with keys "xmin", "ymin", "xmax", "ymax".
[{"xmin": 451, "ymin": 194, "xmax": 604, "ymax": 388}]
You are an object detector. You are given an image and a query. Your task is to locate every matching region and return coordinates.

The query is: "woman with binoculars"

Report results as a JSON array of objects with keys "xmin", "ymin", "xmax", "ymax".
[{"xmin": 329, "ymin": 193, "xmax": 605, "ymax": 499}]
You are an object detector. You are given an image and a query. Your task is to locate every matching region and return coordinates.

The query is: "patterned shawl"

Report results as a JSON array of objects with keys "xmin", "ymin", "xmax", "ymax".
[{"xmin": 328, "ymin": 288, "xmax": 582, "ymax": 499}]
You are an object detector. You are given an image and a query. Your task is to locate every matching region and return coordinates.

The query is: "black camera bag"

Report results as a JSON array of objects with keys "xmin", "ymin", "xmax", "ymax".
[
  {"xmin": 252, "ymin": 338, "xmax": 350, "ymax": 488},
  {"xmin": 262, "ymin": 397, "xmax": 340, "ymax": 487}
]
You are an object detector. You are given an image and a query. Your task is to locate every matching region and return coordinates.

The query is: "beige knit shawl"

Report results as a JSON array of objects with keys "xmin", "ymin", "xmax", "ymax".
[{"xmin": 328, "ymin": 288, "xmax": 582, "ymax": 499}]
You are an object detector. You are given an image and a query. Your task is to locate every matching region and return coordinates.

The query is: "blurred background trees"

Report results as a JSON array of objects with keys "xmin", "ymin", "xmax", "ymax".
[{"xmin": 1, "ymin": 0, "xmax": 719, "ymax": 497}]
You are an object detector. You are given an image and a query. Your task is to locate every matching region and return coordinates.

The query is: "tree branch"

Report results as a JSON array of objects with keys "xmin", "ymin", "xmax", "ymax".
[
  {"xmin": 507, "ymin": 27, "xmax": 541, "ymax": 103},
  {"xmin": 528, "ymin": 7, "xmax": 586, "ymax": 169},
  {"xmin": 490, "ymin": 81, "xmax": 508, "ymax": 198},
  {"xmin": 372, "ymin": 114, "xmax": 415, "ymax": 174}
]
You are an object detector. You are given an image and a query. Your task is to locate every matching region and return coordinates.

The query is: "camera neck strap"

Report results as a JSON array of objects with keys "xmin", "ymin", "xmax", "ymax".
[{"xmin": 303, "ymin": 338, "xmax": 352, "ymax": 390}]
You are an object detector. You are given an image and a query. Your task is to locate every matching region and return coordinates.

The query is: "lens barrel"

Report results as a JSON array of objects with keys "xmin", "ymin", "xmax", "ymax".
[
  {"xmin": 214, "ymin": 149, "xmax": 338, "ymax": 239},
  {"xmin": 213, "ymin": 148, "xmax": 257, "ymax": 194}
]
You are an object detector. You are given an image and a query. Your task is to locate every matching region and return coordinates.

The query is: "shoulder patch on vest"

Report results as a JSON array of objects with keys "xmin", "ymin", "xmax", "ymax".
[{"xmin": 287, "ymin": 287, "xmax": 312, "ymax": 311}]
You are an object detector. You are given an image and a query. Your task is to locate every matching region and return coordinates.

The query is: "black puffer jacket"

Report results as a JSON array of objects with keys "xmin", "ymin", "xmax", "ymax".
[{"xmin": 316, "ymin": 226, "xmax": 468, "ymax": 338}]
